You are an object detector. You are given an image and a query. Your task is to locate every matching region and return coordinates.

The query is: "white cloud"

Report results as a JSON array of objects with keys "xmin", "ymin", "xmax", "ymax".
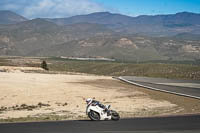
[{"xmin": 21, "ymin": 0, "xmax": 107, "ymax": 18}]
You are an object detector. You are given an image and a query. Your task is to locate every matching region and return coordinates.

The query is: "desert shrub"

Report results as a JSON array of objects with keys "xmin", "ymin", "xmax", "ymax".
[{"xmin": 41, "ymin": 61, "xmax": 49, "ymax": 71}]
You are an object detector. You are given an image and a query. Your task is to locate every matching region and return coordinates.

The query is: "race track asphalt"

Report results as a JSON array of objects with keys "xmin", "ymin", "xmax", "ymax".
[
  {"xmin": 118, "ymin": 76, "xmax": 200, "ymax": 99},
  {"xmin": 1, "ymin": 114, "xmax": 200, "ymax": 133}
]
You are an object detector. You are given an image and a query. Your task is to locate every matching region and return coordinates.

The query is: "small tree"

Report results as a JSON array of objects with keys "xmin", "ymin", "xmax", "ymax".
[{"xmin": 41, "ymin": 60, "xmax": 49, "ymax": 71}]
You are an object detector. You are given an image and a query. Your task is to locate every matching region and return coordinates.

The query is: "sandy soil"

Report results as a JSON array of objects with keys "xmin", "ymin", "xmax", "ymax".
[
  {"xmin": 0, "ymin": 66, "xmax": 43, "ymax": 73},
  {"xmin": 0, "ymin": 67, "xmax": 178, "ymax": 120}
]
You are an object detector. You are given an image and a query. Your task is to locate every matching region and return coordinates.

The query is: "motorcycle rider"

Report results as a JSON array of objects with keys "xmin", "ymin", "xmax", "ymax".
[
  {"xmin": 85, "ymin": 98, "xmax": 120, "ymax": 121},
  {"xmin": 86, "ymin": 98, "xmax": 108, "ymax": 112}
]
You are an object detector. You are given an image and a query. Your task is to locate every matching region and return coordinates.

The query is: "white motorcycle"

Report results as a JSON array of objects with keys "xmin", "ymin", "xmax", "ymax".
[{"xmin": 86, "ymin": 103, "xmax": 120, "ymax": 121}]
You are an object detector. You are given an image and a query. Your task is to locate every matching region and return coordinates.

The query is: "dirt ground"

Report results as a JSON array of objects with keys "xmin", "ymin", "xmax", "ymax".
[{"xmin": 0, "ymin": 66, "xmax": 200, "ymax": 122}]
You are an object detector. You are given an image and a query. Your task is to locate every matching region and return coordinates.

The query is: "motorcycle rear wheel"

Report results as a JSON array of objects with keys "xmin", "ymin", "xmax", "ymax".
[{"xmin": 88, "ymin": 111, "xmax": 100, "ymax": 121}]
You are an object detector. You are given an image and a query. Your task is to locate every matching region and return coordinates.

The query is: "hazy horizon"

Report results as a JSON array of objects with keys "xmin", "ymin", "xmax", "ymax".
[{"xmin": 0, "ymin": 0, "xmax": 200, "ymax": 19}]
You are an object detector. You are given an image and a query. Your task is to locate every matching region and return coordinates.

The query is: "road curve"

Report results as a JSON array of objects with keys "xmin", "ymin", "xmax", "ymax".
[
  {"xmin": 0, "ymin": 114, "xmax": 200, "ymax": 133},
  {"xmin": 118, "ymin": 76, "xmax": 200, "ymax": 99}
]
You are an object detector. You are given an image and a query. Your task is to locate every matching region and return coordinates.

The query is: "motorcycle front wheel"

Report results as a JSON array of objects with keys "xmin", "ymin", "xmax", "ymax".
[
  {"xmin": 88, "ymin": 111, "xmax": 100, "ymax": 121},
  {"xmin": 111, "ymin": 110, "xmax": 120, "ymax": 121}
]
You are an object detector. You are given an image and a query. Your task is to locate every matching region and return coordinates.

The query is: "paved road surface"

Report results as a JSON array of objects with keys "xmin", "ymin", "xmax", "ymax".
[
  {"xmin": 120, "ymin": 76, "xmax": 200, "ymax": 88},
  {"xmin": 119, "ymin": 76, "xmax": 200, "ymax": 99},
  {"xmin": 0, "ymin": 114, "xmax": 200, "ymax": 133}
]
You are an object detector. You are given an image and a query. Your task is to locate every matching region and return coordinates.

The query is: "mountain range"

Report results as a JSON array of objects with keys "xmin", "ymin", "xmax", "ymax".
[
  {"xmin": 0, "ymin": 10, "xmax": 200, "ymax": 61},
  {"xmin": 47, "ymin": 11, "xmax": 200, "ymax": 36}
]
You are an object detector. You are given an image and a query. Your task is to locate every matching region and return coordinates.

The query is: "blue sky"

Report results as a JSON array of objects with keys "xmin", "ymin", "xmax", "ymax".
[
  {"xmin": 0, "ymin": 0, "xmax": 200, "ymax": 18},
  {"xmin": 94, "ymin": 0, "xmax": 200, "ymax": 16}
]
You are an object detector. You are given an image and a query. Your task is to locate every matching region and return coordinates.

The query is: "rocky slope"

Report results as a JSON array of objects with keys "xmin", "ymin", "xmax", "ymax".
[{"xmin": 0, "ymin": 10, "xmax": 27, "ymax": 24}]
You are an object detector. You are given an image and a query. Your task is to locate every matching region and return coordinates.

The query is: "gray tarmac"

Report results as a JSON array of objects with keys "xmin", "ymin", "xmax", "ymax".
[
  {"xmin": 119, "ymin": 76, "xmax": 200, "ymax": 99},
  {"xmin": 1, "ymin": 114, "xmax": 200, "ymax": 133}
]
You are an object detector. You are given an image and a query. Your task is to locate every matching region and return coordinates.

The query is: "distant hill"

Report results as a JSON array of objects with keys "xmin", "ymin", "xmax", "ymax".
[
  {"xmin": 29, "ymin": 34, "xmax": 200, "ymax": 61},
  {"xmin": 46, "ymin": 12, "xmax": 133, "ymax": 25},
  {"xmin": 0, "ymin": 18, "xmax": 115, "ymax": 56},
  {"xmin": 0, "ymin": 11, "xmax": 200, "ymax": 61},
  {"xmin": 174, "ymin": 33, "xmax": 200, "ymax": 41},
  {"xmin": 47, "ymin": 11, "xmax": 200, "ymax": 36},
  {"xmin": 32, "ymin": 35, "xmax": 167, "ymax": 61},
  {"xmin": 0, "ymin": 10, "xmax": 27, "ymax": 24}
]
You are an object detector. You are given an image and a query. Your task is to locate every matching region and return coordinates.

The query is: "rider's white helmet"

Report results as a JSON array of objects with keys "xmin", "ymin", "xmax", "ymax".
[{"xmin": 86, "ymin": 98, "xmax": 92, "ymax": 105}]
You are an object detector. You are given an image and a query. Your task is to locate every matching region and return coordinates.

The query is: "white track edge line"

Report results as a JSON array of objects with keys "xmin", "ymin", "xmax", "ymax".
[{"xmin": 117, "ymin": 77, "xmax": 200, "ymax": 100}]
